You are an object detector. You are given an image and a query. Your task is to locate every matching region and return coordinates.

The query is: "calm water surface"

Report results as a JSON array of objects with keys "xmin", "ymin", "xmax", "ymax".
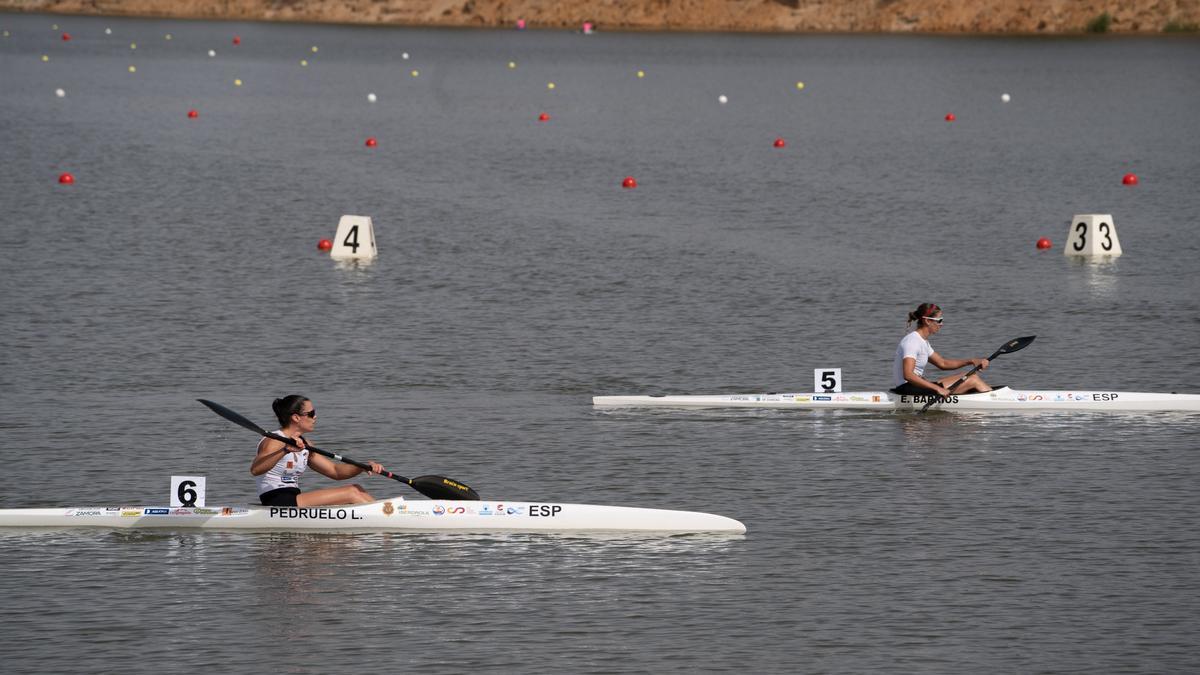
[{"xmin": 1, "ymin": 13, "xmax": 1199, "ymax": 674}]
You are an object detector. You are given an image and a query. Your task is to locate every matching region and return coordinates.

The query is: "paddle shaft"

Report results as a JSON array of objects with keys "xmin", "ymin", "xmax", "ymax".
[
  {"xmin": 262, "ymin": 431, "xmax": 406, "ymax": 483},
  {"xmin": 920, "ymin": 336, "xmax": 1036, "ymax": 412}
]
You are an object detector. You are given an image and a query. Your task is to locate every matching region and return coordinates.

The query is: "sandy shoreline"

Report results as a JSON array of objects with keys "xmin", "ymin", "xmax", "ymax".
[{"xmin": 3, "ymin": 0, "xmax": 1198, "ymax": 34}]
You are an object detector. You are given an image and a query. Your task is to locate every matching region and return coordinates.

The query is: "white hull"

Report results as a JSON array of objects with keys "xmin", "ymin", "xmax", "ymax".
[
  {"xmin": 593, "ymin": 386, "xmax": 1200, "ymax": 412},
  {"xmin": 0, "ymin": 498, "xmax": 746, "ymax": 534}
]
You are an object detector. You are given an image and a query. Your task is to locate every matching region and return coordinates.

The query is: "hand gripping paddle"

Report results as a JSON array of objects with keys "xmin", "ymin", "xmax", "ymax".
[{"xmin": 920, "ymin": 336, "xmax": 1036, "ymax": 413}]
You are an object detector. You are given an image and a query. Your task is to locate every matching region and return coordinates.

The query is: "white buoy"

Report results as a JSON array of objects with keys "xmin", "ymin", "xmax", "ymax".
[
  {"xmin": 402, "ymin": 52, "xmax": 409, "ymax": 60},
  {"xmin": 105, "ymin": 28, "xmax": 112, "ymax": 35},
  {"xmin": 718, "ymin": 95, "xmax": 728, "ymax": 104},
  {"xmin": 55, "ymin": 88, "xmax": 65, "ymax": 97},
  {"xmin": 1064, "ymin": 214, "xmax": 1122, "ymax": 257},
  {"xmin": 1002, "ymin": 93, "xmax": 1011, "ymax": 102},
  {"xmin": 330, "ymin": 215, "xmax": 378, "ymax": 262},
  {"xmin": 367, "ymin": 92, "xmax": 377, "ymax": 102},
  {"xmin": 208, "ymin": 49, "xmax": 216, "ymax": 57}
]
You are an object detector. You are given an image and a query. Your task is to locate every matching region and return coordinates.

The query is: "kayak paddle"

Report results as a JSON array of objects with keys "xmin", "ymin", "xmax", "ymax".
[
  {"xmin": 198, "ymin": 399, "xmax": 480, "ymax": 500},
  {"xmin": 920, "ymin": 335, "xmax": 1037, "ymax": 413}
]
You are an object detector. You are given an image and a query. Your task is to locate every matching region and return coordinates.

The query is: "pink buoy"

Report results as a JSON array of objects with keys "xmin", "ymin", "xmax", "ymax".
[{"xmin": 516, "ymin": 19, "xmax": 526, "ymax": 30}]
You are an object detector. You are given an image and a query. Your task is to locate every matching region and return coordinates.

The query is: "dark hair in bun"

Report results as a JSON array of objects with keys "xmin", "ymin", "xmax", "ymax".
[{"xmin": 272, "ymin": 395, "xmax": 309, "ymax": 426}]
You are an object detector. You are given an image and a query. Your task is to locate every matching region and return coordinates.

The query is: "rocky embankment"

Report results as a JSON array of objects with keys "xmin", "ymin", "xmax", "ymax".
[{"xmin": 2, "ymin": 0, "xmax": 1198, "ymax": 33}]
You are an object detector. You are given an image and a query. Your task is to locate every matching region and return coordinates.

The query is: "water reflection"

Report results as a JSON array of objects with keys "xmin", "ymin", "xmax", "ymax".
[{"xmin": 1065, "ymin": 256, "xmax": 1120, "ymax": 299}]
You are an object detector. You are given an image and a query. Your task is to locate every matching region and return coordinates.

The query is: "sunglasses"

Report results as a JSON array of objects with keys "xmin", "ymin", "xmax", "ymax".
[
  {"xmin": 295, "ymin": 409, "xmax": 317, "ymax": 418},
  {"xmin": 924, "ymin": 316, "xmax": 944, "ymax": 324}
]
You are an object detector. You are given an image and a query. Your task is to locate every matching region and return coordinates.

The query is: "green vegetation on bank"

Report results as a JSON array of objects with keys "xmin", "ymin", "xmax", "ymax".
[
  {"xmin": 1163, "ymin": 19, "xmax": 1199, "ymax": 32},
  {"xmin": 1086, "ymin": 12, "xmax": 1112, "ymax": 33}
]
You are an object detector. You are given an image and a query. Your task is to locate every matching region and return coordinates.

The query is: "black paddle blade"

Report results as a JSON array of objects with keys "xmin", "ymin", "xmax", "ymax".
[
  {"xmin": 198, "ymin": 399, "xmax": 269, "ymax": 436},
  {"xmin": 410, "ymin": 475, "xmax": 481, "ymax": 501},
  {"xmin": 996, "ymin": 336, "xmax": 1036, "ymax": 355}
]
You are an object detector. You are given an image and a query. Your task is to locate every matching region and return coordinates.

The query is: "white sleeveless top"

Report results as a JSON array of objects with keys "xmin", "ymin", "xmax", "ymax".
[{"xmin": 255, "ymin": 431, "xmax": 309, "ymax": 495}]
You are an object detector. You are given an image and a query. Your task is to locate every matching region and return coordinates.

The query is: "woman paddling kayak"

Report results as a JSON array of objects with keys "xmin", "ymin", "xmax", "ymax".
[
  {"xmin": 251, "ymin": 395, "xmax": 384, "ymax": 507},
  {"xmin": 892, "ymin": 303, "xmax": 992, "ymax": 397}
]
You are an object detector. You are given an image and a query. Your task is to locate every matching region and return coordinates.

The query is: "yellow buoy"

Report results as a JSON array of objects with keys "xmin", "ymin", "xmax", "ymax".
[
  {"xmin": 796, "ymin": 81, "xmax": 805, "ymax": 90},
  {"xmin": 508, "ymin": 61, "xmax": 516, "ymax": 69},
  {"xmin": 300, "ymin": 59, "xmax": 308, "ymax": 67},
  {"xmin": 547, "ymin": 82, "xmax": 556, "ymax": 90},
  {"xmin": 411, "ymin": 70, "xmax": 419, "ymax": 77},
  {"xmin": 128, "ymin": 65, "xmax": 137, "ymax": 73},
  {"xmin": 311, "ymin": 46, "xmax": 318, "ymax": 53},
  {"xmin": 130, "ymin": 42, "xmax": 137, "ymax": 49},
  {"xmin": 41, "ymin": 54, "xmax": 49, "ymax": 62},
  {"xmin": 637, "ymin": 70, "xmax": 645, "ymax": 78},
  {"xmin": 234, "ymin": 78, "xmax": 243, "ymax": 86}
]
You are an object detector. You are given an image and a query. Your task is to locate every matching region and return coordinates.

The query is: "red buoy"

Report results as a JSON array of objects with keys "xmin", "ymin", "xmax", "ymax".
[
  {"xmin": 365, "ymin": 137, "xmax": 377, "ymax": 147},
  {"xmin": 58, "ymin": 172, "xmax": 74, "ymax": 184},
  {"xmin": 232, "ymin": 36, "xmax": 241, "ymax": 45},
  {"xmin": 61, "ymin": 33, "xmax": 71, "ymax": 41},
  {"xmin": 537, "ymin": 112, "xmax": 550, "ymax": 122},
  {"xmin": 1036, "ymin": 237, "xmax": 1052, "ymax": 250},
  {"xmin": 187, "ymin": 109, "xmax": 198, "ymax": 118},
  {"xmin": 773, "ymin": 137, "xmax": 786, "ymax": 148},
  {"xmin": 317, "ymin": 239, "xmax": 333, "ymax": 252},
  {"xmin": 1122, "ymin": 173, "xmax": 1138, "ymax": 186},
  {"xmin": 622, "ymin": 176, "xmax": 637, "ymax": 189},
  {"xmin": 944, "ymin": 113, "xmax": 956, "ymax": 122}
]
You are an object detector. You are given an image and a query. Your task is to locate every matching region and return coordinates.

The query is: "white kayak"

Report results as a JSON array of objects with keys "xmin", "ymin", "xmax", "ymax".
[
  {"xmin": 593, "ymin": 386, "xmax": 1200, "ymax": 412},
  {"xmin": 0, "ymin": 498, "xmax": 746, "ymax": 534}
]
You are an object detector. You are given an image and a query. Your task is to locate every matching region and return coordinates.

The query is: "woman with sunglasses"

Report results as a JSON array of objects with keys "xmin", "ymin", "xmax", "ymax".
[
  {"xmin": 251, "ymin": 395, "xmax": 384, "ymax": 507},
  {"xmin": 892, "ymin": 303, "xmax": 992, "ymax": 397}
]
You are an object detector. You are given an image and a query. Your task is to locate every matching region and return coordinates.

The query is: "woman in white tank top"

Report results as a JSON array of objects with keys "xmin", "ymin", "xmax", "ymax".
[
  {"xmin": 892, "ymin": 303, "xmax": 993, "ymax": 397},
  {"xmin": 250, "ymin": 395, "xmax": 384, "ymax": 507}
]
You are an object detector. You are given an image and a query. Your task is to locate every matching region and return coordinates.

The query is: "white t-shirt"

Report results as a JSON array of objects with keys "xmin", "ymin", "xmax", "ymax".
[
  {"xmin": 893, "ymin": 331, "xmax": 934, "ymax": 388},
  {"xmin": 255, "ymin": 431, "xmax": 310, "ymax": 495}
]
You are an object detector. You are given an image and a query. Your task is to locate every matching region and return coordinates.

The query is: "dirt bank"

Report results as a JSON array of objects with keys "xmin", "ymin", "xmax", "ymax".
[{"xmin": 3, "ymin": 0, "xmax": 1198, "ymax": 34}]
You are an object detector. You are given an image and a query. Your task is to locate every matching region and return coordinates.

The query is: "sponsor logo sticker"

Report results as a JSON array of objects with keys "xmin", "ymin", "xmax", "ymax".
[
  {"xmin": 382, "ymin": 502, "xmax": 394, "ymax": 516},
  {"xmin": 144, "ymin": 508, "xmax": 170, "ymax": 515}
]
